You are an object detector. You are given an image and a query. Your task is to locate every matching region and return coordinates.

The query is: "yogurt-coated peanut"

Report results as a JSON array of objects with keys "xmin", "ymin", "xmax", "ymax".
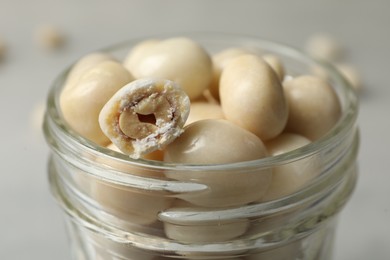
[
  {"xmin": 123, "ymin": 39, "xmax": 159, "ymax": 72},
  {"xmin": 283, "ymin": 75, "xmax": 341, "ymax": 140},
  {"xmin": 336, "ymin": 63, "xmax": 362, "ymax": 92},
  {"xmin": 34, "ymin": 24, "xmax": 65, "ymax": 50},
  {"xmin": 220, "ymin": 54, "xmax": 288, "ymax": 141},
  {"xmin": 262, "ymin": 54, "xmax": 285, "ymax": 81},
  {"xmin": 210, "ymin": 47, "xmax": 254, "ymax": 100},
  {"xmin": 91, "ymin": 180, "xmax": 173, "ymax": 226},
  {"xmin": 186, "ymin": 102, "xmax": 224, "ymax": 125},
  {"xmin": 164, "ymin": 218, "xmax": 249, "ymax": 243},
  {"xmin": 305, "ymin": 33, "xmax": 344, "ymax": 62},
  {"xmin": 123, "ymin": 37, "xmax": 212, "ymax": 100},
  {"xmin": 60, "ymin": 60, "xmax": 134, "ymax": 145},
  {"xmin": 163, "ymin": 207, "xmax": 249, "ymax": 243},
  {"xmin": 73, "ymin": 143, "xmax": 171, "ymax": 227},
  {"xmin": 262, "ymin": 133, "xmax": 319, "ymax": 201},
  {"xmin": 164, "ymin": 119, "xmax": 272, "ymax": 207},
  {"xmin": 64, "ymin": 52, "xmax": 116, "ymax": 87},
  {"xmin": 99, "ymin": 78, "xmax": 190, "ymax": 159},
  {"xmin": 210, "ymin": 48, "xmax": 285, "ymax": 100},
  {"xmin": 162, "ymin": 199, "xmax": 249, "ymax": 244}
]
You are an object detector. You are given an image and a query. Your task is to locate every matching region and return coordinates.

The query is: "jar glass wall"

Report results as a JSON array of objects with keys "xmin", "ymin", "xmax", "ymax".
[{"xmin": 43, "ymin": 33, "xmax": 359, "ymax": 260}]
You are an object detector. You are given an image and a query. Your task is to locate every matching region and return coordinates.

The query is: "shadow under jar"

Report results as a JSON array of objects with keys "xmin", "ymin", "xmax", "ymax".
[{"xmin": 43, "ymin": 32, "xmax": 359, "ymax": 260}]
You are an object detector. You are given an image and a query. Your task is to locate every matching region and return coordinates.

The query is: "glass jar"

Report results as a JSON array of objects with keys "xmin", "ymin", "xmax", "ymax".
[{"xmin": 43, "ymin": 33, "xmax": 359, "ymax": 260}]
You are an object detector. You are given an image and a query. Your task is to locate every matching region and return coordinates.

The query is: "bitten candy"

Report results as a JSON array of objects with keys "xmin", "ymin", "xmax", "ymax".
[{"xmin": 99, "ymin": 78, "xmax": 190, "ymax": 159}]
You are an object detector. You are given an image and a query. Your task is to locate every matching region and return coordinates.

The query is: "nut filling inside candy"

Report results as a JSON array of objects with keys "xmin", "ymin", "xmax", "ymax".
[
  {"xmin": 99, "ymin": 79, "xmax": 190, "ymax": 159},
  {"xmin": 118, "ymin": 94, "xmax": 174, "ymax": 139}
]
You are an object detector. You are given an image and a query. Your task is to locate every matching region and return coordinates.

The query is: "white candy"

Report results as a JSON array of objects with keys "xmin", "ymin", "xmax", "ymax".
[
  {"xmin": 305, "ymin": 33, "xmax": 344, "ymax": 62},
  {"xmin": 34, "ymin": 25, "xmax": 65, "ymax": 50},
  {"xmin": 262, "ymin": 133, "xmax": 320, "ymax": 201},
  {"xmin": 263, "ymin": 54, "xmax": 285, "ymax": 81},
  {"xmin": 164, "ymin": 119, "xmax": 272, "ymax": 207},
  {"xmin": 123, "ymin": 37, "xmax": 212, "ymax": 100},
  {"xmin": 164, "ymin": 214, "xmax": 249, "ymax": 243},
  {"xmin": 60, "ymin": 60, "xmax": 134, "ymax": 145},
  {"xmin": 283, "ymin": 75, "xmax": 341, "ymax": 140},
  {"xmin": 220, "ymin": 54, "xmax": 288, "ymax": 141},
  {"xmin": 64, "ymin": 52, "xmax": 116, "ymax": 87},
  {"xmin": 336, "ymin": 63, "xmax": 362, "ymax": 92},
  {"xmin": 210, "ymin": 47, "xmax": 254, "ymax": 100},
  {"xmin": 73, "ymin": 143, "xmax": 172, "ymax": 228},
  {"xmin": 123, "ymin": 39, "xmax": 159, "ymax": 72},
  {"xmin": 161, "ymin": 199, "xmax": 249, "ymax": 244},
  {"xmin": 185, "ymin": 102, "xmax": 224, "ymax": 125},
  {"xmin": 91, "ymin": 179, "xmax": 173, "ymax": 225}
]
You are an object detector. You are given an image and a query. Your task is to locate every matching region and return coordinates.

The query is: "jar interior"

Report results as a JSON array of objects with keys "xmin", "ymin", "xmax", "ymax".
[{"xmin": 44, "ymin": 32, "xmax": 359, "ymax": 259}]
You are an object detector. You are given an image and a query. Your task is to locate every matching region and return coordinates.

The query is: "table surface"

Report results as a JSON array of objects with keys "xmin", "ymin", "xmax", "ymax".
[{"xmin": 1, "ymin": 1, "xmax": 389, "ymax": 259}]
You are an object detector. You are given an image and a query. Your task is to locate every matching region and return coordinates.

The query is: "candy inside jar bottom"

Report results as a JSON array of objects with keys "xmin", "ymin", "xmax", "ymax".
[
  {"xmin": 61, "ymin": 207, "xmax": 338, "ymax": 260},
  {"xmin": 49, "ymin": 152, "xmax": 357, "ymax": 260}
]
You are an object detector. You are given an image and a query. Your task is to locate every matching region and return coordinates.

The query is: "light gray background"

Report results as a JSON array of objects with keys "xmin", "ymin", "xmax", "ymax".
[{"xmin": 1, "ymin": 1, "xmax": 389, "ymax": 259}]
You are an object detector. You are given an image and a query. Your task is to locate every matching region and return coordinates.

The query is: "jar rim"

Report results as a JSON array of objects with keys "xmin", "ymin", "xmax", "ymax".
[{"xmin": 44, "ymin": 31, "xmax": 359, "ymax": 172}]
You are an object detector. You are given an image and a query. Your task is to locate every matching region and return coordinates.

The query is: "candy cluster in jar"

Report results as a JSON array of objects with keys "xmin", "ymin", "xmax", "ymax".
[{"xmin": 58, "ymin": 36, "xmax": 344, "ymax": 259}]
